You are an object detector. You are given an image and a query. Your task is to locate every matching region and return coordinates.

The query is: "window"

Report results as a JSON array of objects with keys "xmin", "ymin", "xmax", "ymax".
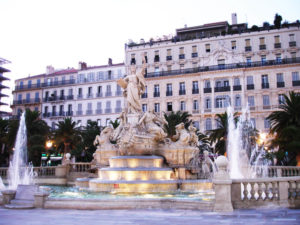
[
  {"xmin": 154, "ymin": 51, "xmax": 160, "ymax": 62},
  {"xmin": 193, "ymin": 121, "xmax": 200, "ymax": 130},
  {"xmin": 154, "ymin": 84, "xmax": 160, "ymax": 97},
  {"xmin": 245, "ymin": 39, "xmax": 250, "ymax": 46},
  {"xmin": 97, "ymin": 72, "xmax": 104, "ymax": 80},
  {"xmin": 291, "ymin": 52, "xmax": 296, "ymax": 59},
  {"xmin": 259, "ymin": 37, "xmax": 265, "ymax": 45},
  {"xmin": 278, "ymin": 94, "xmax": 285, "ymax": 105},
  {"xmin": 154, "ymin": 103, "xmax": 160, "ymax": 113},
  {"xmin": 192, "ymin": 46, "xmax": 198, "ymax": 57},
  {"xmin": 289, "ymin": 34, "xmax": 295, "ymax": 42},
  {"xmin": 192, "ymin": 81, "xmax": 199, "ymax": 94},
  {"xmin": 180, "ymin": 101, "xmax": 186, "ymax": 111},
  {"xmin": 205, "ymin": 97, "xmax": 211, "ymax": 109},
  {"xmin": 264, "ymin": 118, "xmax": 270, "ymax": 129},
  {"xmin": 68, "ymin": 104, "xmax": 72, "ymax": 114},
  {"xmin": 77, "ymin": 103, "xmax": 82, "ymax": 115},
  {"xmin": 205, "ymin": 80, "xmax": 211, "ymax": 88},
  {"xmin": 215, "ymin": 95, "xmax": 230, "ymax": 108},
  {"xmin": 205, "ymin": 118, "xmax": 212, "ymax": 131},
  {"xmin": 262, "ymin": 74, "xmax": 269, "ymax": 84},
  {"xmin": 276, "ymin": 54, "xmax": 282, "ymax": 63},
  {"xmin": 217, "ymin": 59, "xmax": 225, "ymax": 69},
  {"xmin": 59, "ymin": 105, "xmax": 64, "ymax": 115},
  {"xmin": 87, "ymin": 72, "xmax": 94, "ymax": 82},
  {"xmin": 116, "ymin": 85, "xmax": 122, "ymax": 95},
  {"xmin": 292, "ymin": 72, "xmax": 299, "ymax": 81},
  {"xmin": 37, "ymin": 79, "xmax": 41, "ymax": 87},
  {"xmin": 105, "ymin": 101, "xmax": 111, "ymax": 113},
  {"xmin": 28, "ymin": 80, "xmax": 32, "ymax": 88},
  {"xmin": 179, "ymin": 47, "xmax": 185, "ymax": 59},
  {"xmin": 180, "ymin": 64, "xmax": 184, "ymax": 71},
  {"xmin": 106, "ymin": 85, "xmax": 112, "ymax": 96},
  {"xmin": 141, "ymin": 86, "xmax": 148, "ymax": 98},
  {"xmin": 88, "ymin": 87, "xmax": 92, "ymax": 97},
  {"xmin": 106, "ymin": 119, "xmax": 110, "ymax": 126},
  {"xmin": 142, "ymin": 104, "xmax": 147, "ymax": 112},
  {"xmin": 263, "ymin": 95, "xmax": 270, "ymax": 106},
  {"xmin": 26, "ymin": 93, "xmax": 30, "ymax": 103},
  {"xmin": 78, "ymin": 88, "xmax": 83, "ymax": 97},
  {"xmin": 54, "ymin": 77, "xmax": 58, "ymax": 85},
  {"xmin": 247, "ymin": 76, "xmax": 253, "ymax": 85},
  {"xmin": 231, "ymin": 41, "xmax": 236, "ymax": 50},
  {"xmin": 248, "ymin": 96, "xmax": 255, "ymax": 107},
  {"xmin": 261, "ymin": 55, "xmax": 266, "ymax": 64},
  {"xmin": 166, "ymin": 83, "xmax": 172, "ymax": 96},
  {"xmin": 193, "ymin": 100, "xmax": 199, "ymax": 110},
  {"xmin": 118, "ymin": 69, "xmax": 122, "ymax": 78},
  {"xmin": 35, "ymin": 92, "xmax": 39, "ymax": 102},
  {"xmin": 205, "ymin": 44, "xmax": 210, "ymax": 53},
  {"xmin": 277, "ymin": 73, "xmax": 284, "ymax": 82},
  {"xmin": 131, "ymin": 54, "xmax": 136, "ymax": 65},
  {"xmin": 97, "ymin": 86, "xmax": 102, "ymax": 96},
  {"xmin": 246, "ymin": 57, "xmax": 252, "ymax": 66},
  {"xmin": 167, "ymin": 65, "xmax": 172, "ymax": 71},
  {"xmin": 154, "ymin": 67, "xmax": 160, "ymax": 76},
  {"xmin": 167, "ymin": 102, "xmax": 172, "ymax": 111},
  {"xmin": 235, "ymin": 95, "xmax": 241, "ymax": 107},
  {"xmin": 97, "ymin": 119, "xmax": 101, "ymax": 127},
  {"xmin": 179, "ymin": 82, "xmax": 185, "ymax": 95},
  {"xmin": 97, "ymin": 102, "xmax": 102, "ymax": 114},
  {"xmin": 234, "ymin": 78, "xmax": 240, "ymax": 86},
  {"xmin": 274, "ymin": 35, "xmax": 280, "ymax": 44},
  {"xmin": 116, "ymin": 100, "xmax": 122, "ymax": 112},
  {"xmin": 166, "ymin": 49, "xmax": 172, "ymax": 60}
]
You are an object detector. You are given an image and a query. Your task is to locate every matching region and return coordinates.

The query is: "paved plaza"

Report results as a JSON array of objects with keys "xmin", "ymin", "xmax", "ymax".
[{"xmin": 0, "ymin": 207, "xmax": 300, "ymax": 225}]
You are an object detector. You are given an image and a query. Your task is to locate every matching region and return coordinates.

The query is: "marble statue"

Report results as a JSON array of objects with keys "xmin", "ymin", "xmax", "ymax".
[
  {"xmin": 138, "ymin": 110, "xmax": 167, "ymax": 141},
  {"xmin": 93, "ymin": 127, "xmax": 114, "ymax": 150},
  {"xmin": 118, "ymin": 56, "xmax": 146, "ymax": 114},
  {"xmin": 173, "ymin": 123, "xmax": 191, "ymax": 146},
  {"xmin": 188, "ymin": 124, "xmax": 198, "ymax": 147}
]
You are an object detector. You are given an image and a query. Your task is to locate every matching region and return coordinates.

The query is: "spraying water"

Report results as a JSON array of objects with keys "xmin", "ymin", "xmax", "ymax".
[
  {"xmin": 7, "ymin": 112, "xmax": 33, "ymax": 189},
  {"xmin": 0, "ymin": 177, "xmax": 4, "ymax": 190},
  {"xmin": 226, "ymin": 106, "xmax": 271, "ymax": 179}
]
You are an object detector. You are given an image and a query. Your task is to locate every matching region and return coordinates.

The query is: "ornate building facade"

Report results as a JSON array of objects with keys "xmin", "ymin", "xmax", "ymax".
[
  {"xmin": 125, "ymin": 18, "xmax": 300, "ymax": 132},
  {"xmin": 12, "ymin": 59, "xmax": 125, "ymax": 128}
]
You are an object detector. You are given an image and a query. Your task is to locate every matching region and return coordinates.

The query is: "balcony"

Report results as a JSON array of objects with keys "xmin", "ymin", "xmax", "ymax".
[
  {"xmin": 67, "ymin": 95, "xmax": 74, "ymax": 100},
  {"xmin": 14, "ymin": 83, "xmax": 42, "ymax": 91},
  {"xmin": 115, "ymin": 108, "xmax": 122, "ymax": 113},
  {"xmin": 214, "ymin": 86, "xmax": 230, "ymax": 92},
  {"xmin": 277, "ymin": 82, "xmax": 285, "ymax": 88},
  {"xmin": 233, "ymin": 85, "xmax": 242, "ymax": 91},
  {"xmin": 259, "ymin": 44, "xmax": 266, "ymax": 50},
  {"xmin": 179, "ymin": 54, "xmax": 185, "ymax": 60},
  {"xmin": 77, "ymin": 94, "xmax": 83, "ymax": 99},
  {"xmin": 166, "ymin": 91, "xmax": 172, "ymax": 96},
  {"xmin": 105, "ymin": 108, "xmax": 112, "ymax": 114},
  {"xmin": 245, "ymin": 46, "xmax": 252, "ymax": 52},
  {"xmin": 274, "ymin": 43, "xmax": 281, "ymax": 48},
  {"xmin": 13, "ymin": 98, "xmax": 41, "ymax": 105},
  {"xmin": 115, "ymin": 91, "xmax": 122, "ymax": 96},
  {"xmin": 43, "ymin": 112, "xmax": 50, "ymax": 118},
  {"xmin": 141, "ymin": 93, "xmax": 148, "ymax": 98},
  {"xmin": 192, "ymin": 53, "xmax": 198, "ymax": 58},
  {"xmin": 66, "ymin": 111, "xmax": 73, "ymax": 116},
  {"xmin": 247, "ymin": 84, "xmax": 254, "ymax": 90},
  {"xmin": 192, "ymin": 88, "xmax": 199, "ymax": 94},
  {"xmin": 153, "ymin": 92, "xmax": 160, "ymax": 97},
  {"xmin": 86, "ymin": 110, "xmax": 93, "ymax": 115},
  {"xmin": 43, "ymin": 96, "xmax": 57, "ymax": 102},
  {"xmin": 263, "ymin": 105, "xmax": 271, "ymax": 110},
  {"xmin": 96, "ymin": 109, "xmax": 103, "ymax": 114},
  {"xmin": 59, "ymin": 95, "xmax": 65, "ymax": 100},
  {"xmin": 96, "ymin": 92, "xmax": 103, "ymax": 97},
  {"xmin": 144, "ymin": 57, "xmax": 300, "ymax": 79},
  {"xmin": 51, "ymin": 112, "xmax": 58, "ymax": 117},
  {"xmin": 42, "ymin": 79, "xmax": 75, "ymax": 88},
  {"xmin": 105, "ymin": 92, "xmax": 112, "ymax": 97},
  {"xmin": 179, "ymin": 89, "xmax": 186, "ymax": 95},
  {"xmin": 289, "ymin": 41, "xmax": 296, "ymax": 47},
  {"xmin": 262, "ymin": 83, "xmax": 269, "ymax": 89},
  {"xmin": 77, "ymin": 111, "xmax": 83, "ymax": 116},
  {"xmin": 203, "ymin": 88, "xmax": 212, "ymax": 93},
  {"xmin": 166, "ymin": 56, "xmax": 172, "ymax": 61},
  {"xmin": 192, "ymin": 110, "xmax": 199, "ymax": 114},
  {"xmin": 293, "ymin": 80, "xmax": 300, "ymax": 86},
  {"xmin": 86, "ymin": 94, "xmax": 93, "ymax": 98}
]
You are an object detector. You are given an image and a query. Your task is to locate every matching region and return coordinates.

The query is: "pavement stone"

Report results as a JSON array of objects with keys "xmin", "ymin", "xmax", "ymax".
[{"xmin": 0, "ymin": 207, "xmax": 300, "ymax": 225}]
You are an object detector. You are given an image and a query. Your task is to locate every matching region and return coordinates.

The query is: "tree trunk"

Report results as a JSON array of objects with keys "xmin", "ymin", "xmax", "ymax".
[{"xmin": 296, "ymin": 152, "xmax": 300, "ymax": 167}]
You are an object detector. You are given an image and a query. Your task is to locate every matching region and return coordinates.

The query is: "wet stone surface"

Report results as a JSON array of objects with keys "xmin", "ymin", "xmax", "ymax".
[{"xmin": 0, "ymin": 207, "xmax": 300, "ymax": 225}]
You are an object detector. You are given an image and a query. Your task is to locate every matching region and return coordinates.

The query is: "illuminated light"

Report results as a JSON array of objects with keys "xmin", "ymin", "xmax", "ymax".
[{"xmin": 46, "ymin": 140, "xmax": 53, "ymax": 148}]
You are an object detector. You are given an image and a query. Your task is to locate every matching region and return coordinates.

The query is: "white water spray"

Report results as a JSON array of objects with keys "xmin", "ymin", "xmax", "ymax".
[{"xmin": 7, "ymin": 112, "xmax": 33, "ymax": 189}]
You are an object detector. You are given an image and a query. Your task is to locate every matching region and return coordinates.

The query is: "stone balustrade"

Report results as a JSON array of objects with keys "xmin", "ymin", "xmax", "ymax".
[
  {"xmin": 33, "ymin": 167, "xmax": 56, "ymax": 177},
  {"xmin": 68, "ymin": 163, "xmax": 91, "ymax": 173},
  {"xmin": 268, "ymin": 166, "xmax": 300, "ymax": 177}
]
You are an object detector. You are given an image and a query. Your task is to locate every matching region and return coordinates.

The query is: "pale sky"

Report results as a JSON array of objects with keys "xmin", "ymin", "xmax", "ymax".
[{"xmin": 1, "ymin": 0, "xmax": 300, "ymax": 112}]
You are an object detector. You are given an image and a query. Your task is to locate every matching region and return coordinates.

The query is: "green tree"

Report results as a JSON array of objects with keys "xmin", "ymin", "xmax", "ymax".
[
  {"xmin": 110, "ymin": 119, "xmax": 120, "ymax": 129},
  {"xmin": 0, "ymin": 118, "xmax": 9, "ymax": 166},
  {"xmin": 54, "ymin": 117, "xmax": 82, "ymax": 156},
  {"xmin": 207, "ymin": 112, "xmax": 238, "ymax": 155},
  {"xmin": 163, "ymin": 111, "xmax": 192, "ymax": 138},
  {"xmin": 74, "ymin": 120, "xmax": 101, "ymax": 162},
  {"xmin": 274, "ymin": 13, "xmax": 282, "ymax": 29},
  {"xmin": 267, "ymin": 91, "xmax": 300, "ymax": 165}
]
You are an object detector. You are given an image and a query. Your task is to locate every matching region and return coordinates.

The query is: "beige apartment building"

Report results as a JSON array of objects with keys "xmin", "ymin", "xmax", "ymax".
[
  {"xmin": 12, "ymin": 59, "xmax": 125, "ymax": 129},
  {"xmin": 125, "ymin": 16, "xmax": 300, "ymax": 132}
]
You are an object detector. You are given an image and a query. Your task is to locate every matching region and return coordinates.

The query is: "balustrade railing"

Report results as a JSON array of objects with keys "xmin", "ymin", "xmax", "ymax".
[
  {"xmin": 69, "ymin": 163, "xmax": 91, "ymax": 173},
  {"xmin": 33, "ymin": 166, "xmax": 56, "ymax": 177}
]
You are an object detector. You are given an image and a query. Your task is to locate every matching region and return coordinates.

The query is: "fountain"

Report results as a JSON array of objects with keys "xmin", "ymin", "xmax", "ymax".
[
  {"xmin": 7, "ymin": 112, "xmax": 33, "ymax": 190},
  {"xmin": 76, "ymin": 57, "xmax": 213, "ymax": 193},
  {"xmin": 226, "ymin": 106, "xmax": 271, "ymax": 179}
]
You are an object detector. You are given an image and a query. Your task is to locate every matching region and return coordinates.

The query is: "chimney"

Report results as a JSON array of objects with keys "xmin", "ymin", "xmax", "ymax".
[
  {"xmin": 78, "ymin": 62, "xmax": 87, "ymax": 70},
  {"xmin": 46, "ymin": 65, "xmax": 55, "ymax": 74},
  {"xmin": 108, "ymin": 58, "xmax": 113, "ymax": 66},
  {"xmin": 232, "ymin": 13, "xmax": 237, "ymax": 25}
]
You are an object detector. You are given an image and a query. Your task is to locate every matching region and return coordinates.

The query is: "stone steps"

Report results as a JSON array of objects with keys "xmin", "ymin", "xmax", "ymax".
[
  {"xmin": 4, "ymin": 200, "xmax": 35, "ymax": 209},
  {"xmin": 109, "ymin": 156, "xmax": 164, "ymax": 168}
]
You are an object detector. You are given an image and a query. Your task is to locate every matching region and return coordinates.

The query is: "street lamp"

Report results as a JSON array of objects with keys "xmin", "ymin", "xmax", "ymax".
[{"xmin": 46, "ymin": 140, "xmax": 53, "ymax": 149}]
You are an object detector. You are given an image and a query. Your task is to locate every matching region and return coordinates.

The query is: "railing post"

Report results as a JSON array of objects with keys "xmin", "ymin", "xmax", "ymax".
[
  {"xmin": 213, "ymin": 156, "xmax": 233, "ymax": 212},
  {"xmin": 278, "ymin": 178, "xmax": 289, "ymax": 207},
  {"xmin": 277, "ymin": 168, "xmax": 282, "ymax": 177},
  {"xmin": 55, "ymin": 166, "xmax": 67, "ymax": 178}
]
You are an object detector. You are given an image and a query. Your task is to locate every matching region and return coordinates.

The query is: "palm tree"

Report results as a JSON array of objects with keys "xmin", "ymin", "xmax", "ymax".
[
  {"xmin": 0, "ymin": 118, "xmax": 9, "ymax": 166},
  {"xmin": 110, "ymin": 119, "xmax": 120, "ymax": 129},
  {"xmin": 54, "ymin": 117, "xmax": 82, "ymax": 156},
  {"xmin": 267, "ymin": 91, "xmax": 300, "ymax": 165},
  {"xmin": 163, "ymin": 111, "xmax": 192, "ymax": 138},
  {"xmin": 207, "ymin": 112, "xmax": 238, "ymax": 155}
]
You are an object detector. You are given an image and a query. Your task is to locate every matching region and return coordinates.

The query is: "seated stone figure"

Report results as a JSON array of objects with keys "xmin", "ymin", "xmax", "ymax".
[
  {"xmin": 188, "ymin": 124, "xmax": 198, "ymax": 147},
  {"xmin": 93, "ymin": 127, "xmax": 115, "ymax": 150},
  {"xmin": 138, "ymin": 110, "xmax": 167, "ymax": 142},
  {"xmin": 173, "ymin": 122, "xmax": 191, "ymax": 146}
]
